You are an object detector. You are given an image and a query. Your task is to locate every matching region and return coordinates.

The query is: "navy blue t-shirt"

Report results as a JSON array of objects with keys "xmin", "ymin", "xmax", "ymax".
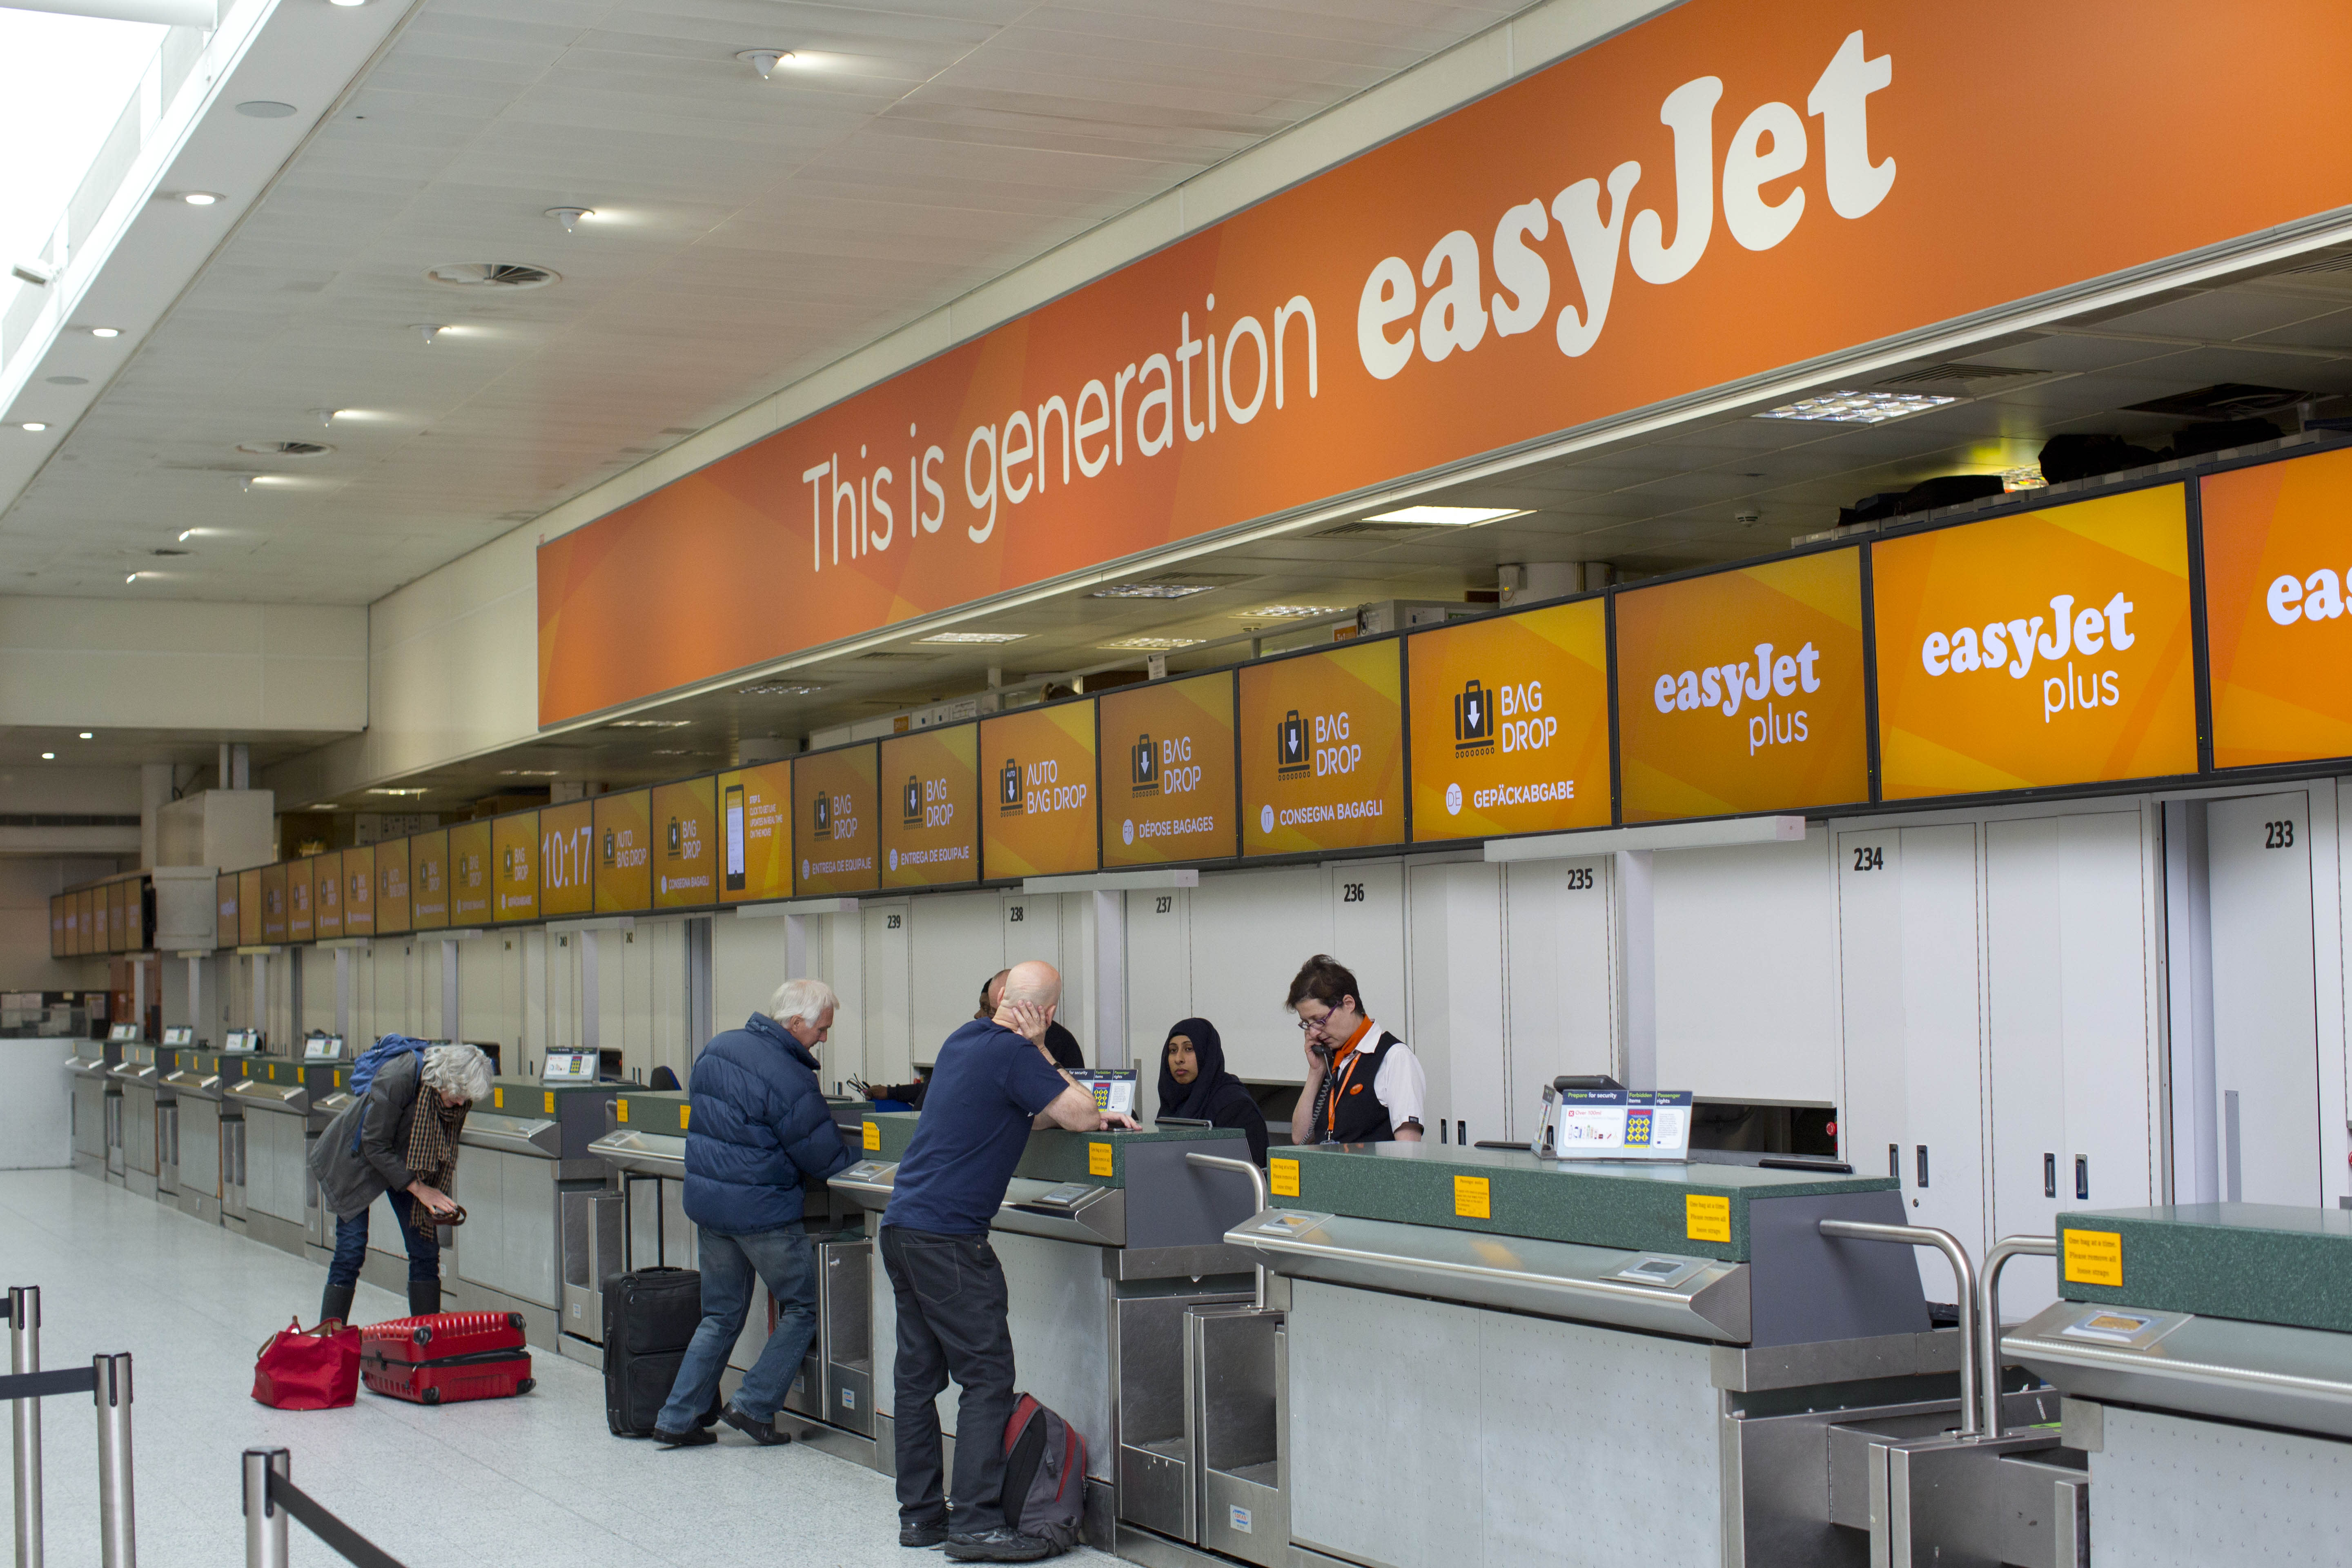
[{"xmin": 883, "ymin": 1019, "xmax": 1071, "ymax": 1236}]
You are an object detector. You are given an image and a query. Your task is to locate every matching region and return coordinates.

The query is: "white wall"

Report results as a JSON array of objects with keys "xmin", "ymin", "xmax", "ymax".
[
  {"xmin": 0, "ymin": 597, "xmax": 364, "ymax": 733},
  {"xmin": 0, "ymin": 855, "xmax": 124, "ymax": 990}
]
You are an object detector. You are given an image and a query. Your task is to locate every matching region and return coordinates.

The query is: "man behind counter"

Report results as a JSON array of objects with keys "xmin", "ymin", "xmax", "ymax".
[
  {"xmin": 1286, "ymin": 953, "xmax": 1425, "ymax": 1146},
  {"xmin": 880, "ymin": 960, "xmax": 1138, "ymax": 1562}
]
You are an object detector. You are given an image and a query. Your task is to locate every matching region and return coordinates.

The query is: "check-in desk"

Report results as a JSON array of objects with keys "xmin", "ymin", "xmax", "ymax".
[
  {"xmin": 448, "ymin": 1078, "xmax": 619, "ymax": 1353},
  {"xmin": 109, "ymin": 1044, "xmax": 166, "ymax": 1199},
  {"xmin": 165, "ymin": 1049, "xmax": 228, "ymax": 1223},
  {"xmin": 214, "ymin": 1044, "xmax": 268, "ymax": 1233},
  {"xmin": 227, "ymin": 1056, "xmax": 312, "ymax": 1257},
  {"xmin": 2005, "ymin": 1204, "xmax": 2352, "ymax": 1568},
  {"xmin": 67, "ymin": 1040, "xmax": 120, "ymax": 1180},
  {"xmin": 1215, "ymin": 1143, "xmax": 1989, "ymax": 1568},
  {"xmin": 829, "ymin": 1115, "xmax": 1262, "ymax": 1544}
]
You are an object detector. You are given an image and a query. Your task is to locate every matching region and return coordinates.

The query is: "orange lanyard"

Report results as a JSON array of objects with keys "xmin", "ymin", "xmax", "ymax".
[{"xmin": 1322, "ymin": 1018, "xmax": 1375, "ymax": 1134}]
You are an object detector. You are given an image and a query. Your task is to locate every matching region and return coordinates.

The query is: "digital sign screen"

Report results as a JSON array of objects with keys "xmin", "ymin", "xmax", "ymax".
[
  {"xmin": 80, "ymin": 888, "xmax": 97, "ymax": 955},
  {"xmin": 795, "ymin": 745, "xmax": 880, "ymax": 895},
  {"xmin": 981, "ymin": 701, "xmax": 1099, "ymax": 879},
  {"xmin": 881, "ymin": 726, "xmax": 979, "ymax": 889},
  {"xmin": 651, "ymin": 777, "xmax": 717, "ymax": 909},
  {"xmin": 448, "ymin": 820, "xmax": 492, "ymax": 925},
  {"xmin": 2201, "ymin": 448, "xmax": 2352, "ymax": 768},
  {"xmin": 342, "ymin": 846, "xmax": 374, "ymax": 938},
  {"xmin": 52, "ymin": 895, "xmax": 65, "ymax": 958},
  {"xmin": 107, "ymin": 880, "xmax": 128, "ymax": 951},
  {"xmin": 1615, "ymin": 548, "xmax": 1869, "ymax": 822},
  {"xmin": 259, "ymin": 863, "xmax": 287, "ymax": 944},
  {"xmin": 718, "ymin": 760, "xmax": 795, "ymax": 903},
  {"xmin": 376, "ymin": 838, "xmax": 412, "ymax": 935},
  {"xmin": 286, "ymin": 858, "xmax": 314, "ymax": 944},
  {"xmin": 1872, "ymin": 487, "xmax": 2196, "ymax": 799},
  {"xmin": 492, "ymin": 811, "xmax": 539, "ymax": 922},
  {"xmin": 1100, "ymin": 673, "xmax": 1238, "ymax": 866},
  {"xmin": 314, "ymin": 853, "xmax": 343, "ymax": 940},
  {"xmin": 1239, "ymin": 640, "xmax": 1406, "ymax": 857},
  {"xmin": 1409, "ymin": 599, "xmax": 1611, "ymax": 842},
  {"xmin": 593, "ymin": 790, "xmax": 652, "ymax": 912},
  {"xmin": 539, "ymin": 800, "xmax": 593, "ymax": 918},
  {"xmin": 410, "ymin": 829, "xmax": 450, "ymax": 930},
  {"xmin": 238, "ymin": 868, "xmax": 263, "ymax": 947}
]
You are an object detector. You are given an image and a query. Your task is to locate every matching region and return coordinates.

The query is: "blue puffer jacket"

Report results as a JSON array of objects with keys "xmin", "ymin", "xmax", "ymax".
[{"xmin": 681, "ymin": 1013, "xmax": 852, "ymax": 1235}]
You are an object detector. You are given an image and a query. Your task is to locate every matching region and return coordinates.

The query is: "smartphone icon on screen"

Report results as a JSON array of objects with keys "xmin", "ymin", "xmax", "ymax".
[{"xmin": 724, "ymin": 784, "xmax": 746, "ymax": 890}]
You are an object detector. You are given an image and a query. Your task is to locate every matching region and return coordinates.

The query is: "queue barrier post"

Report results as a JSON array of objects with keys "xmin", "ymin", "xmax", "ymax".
[
  {"xmin": 92, "ymin": 1356, "xmax": 133, "ymax": 1568},
  {"xmin": 0, "ymin": 1330, "xmax": 135, "ymax": 1567},
  {"xmin": 1817, "ymin": 1219, "xmax": 1981, "ymax": 1437},
  {"xmin": 8, "ymin": 1287, "xmax": 38, "ymax": 1568},
  {"xmin": 241, "ymin": 1447, "xmax": 409, "ymax": 1568}
]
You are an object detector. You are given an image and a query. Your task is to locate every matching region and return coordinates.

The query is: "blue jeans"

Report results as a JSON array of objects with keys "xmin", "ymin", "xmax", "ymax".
[
  {"xmin": 657, "ymin": 1221, "xmax": 816, "ymax": 1431},
  {"xmin": 325, "ymin": 1191, "xmax": 437, "ymax": 1292}
]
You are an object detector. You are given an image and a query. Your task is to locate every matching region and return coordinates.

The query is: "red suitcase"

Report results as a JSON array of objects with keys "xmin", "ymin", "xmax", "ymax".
[{"xmin": 359, "ymin": 1312, "xmax": 535, "ymax": 1406}]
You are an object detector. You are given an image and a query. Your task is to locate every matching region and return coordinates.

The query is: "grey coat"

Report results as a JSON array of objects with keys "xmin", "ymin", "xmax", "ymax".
[{"xmin": 308, "ymin": 1052, "xmax": 444, "ymax": 1220}]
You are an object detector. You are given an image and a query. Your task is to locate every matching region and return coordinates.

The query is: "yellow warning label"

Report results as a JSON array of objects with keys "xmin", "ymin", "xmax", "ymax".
[
  {"xmin": 334, "ymin": 1071, "xmax": 343, "ymax": 1089},
  {"xmin": 679, "ymin": 1105, "xmax": 690, "ymax": 1131},
  {"xmin": 1454, "ymin": 1174, "xmax": 1492, "ymax": 1219},
  {"xmin": 617, "ymin": 1100, "xmax": 629, "ymax": 1124},
  {"xmin": 493, "ymin": 1087, "xmax": 503, "ymax": 1109},
  {"xmin": 543, "ymin": 1091, "xmax": 555, "ymax": 1114},
  {"xmin": 1268, "ymin": 1158, "xmax": 1300, "ymax": 1198},
  {"xmin": 1088, "ymin": 1141, "xmax": 1114, "ymax": 1177},
  {"xmin": 267, "ymin": 1064, "xmax": 278, "ymax": 1081},
  {"xmin": 2062, "ymin": 1228, "xmax": 2123, "ymax": 1287},
  {"xmin": 862, "ymin": 1120, "xmax": 881, "ymax": 1152},
  {"xmin": 1685, "ymin": 1194, "xmax": 1732, "ymax": 1244}
]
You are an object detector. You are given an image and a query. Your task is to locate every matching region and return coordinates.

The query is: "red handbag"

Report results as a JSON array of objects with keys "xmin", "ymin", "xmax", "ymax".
[{"xmin": 252, "ymin": 1317, "xmax": 362, "ymax": 1410}]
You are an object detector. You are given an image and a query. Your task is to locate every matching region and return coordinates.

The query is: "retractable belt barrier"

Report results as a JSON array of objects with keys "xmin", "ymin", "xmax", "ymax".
[
  {"xmin": 4, "ymin": 1286, "xmax": 138, "ymax": 1568},
  {"xmin": 242, "ymin": 1449, "xmax": 410, "ymax": 1568}
]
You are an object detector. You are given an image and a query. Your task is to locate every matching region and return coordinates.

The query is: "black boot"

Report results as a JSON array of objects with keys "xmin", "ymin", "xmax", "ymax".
[
  {"xmin": 318, "ymin": 1282, "xmax": 355, "ymax": 1328},
  {"xmin": 407, "ymin": 1278, "xmax": 440, "ymax": 1319}
]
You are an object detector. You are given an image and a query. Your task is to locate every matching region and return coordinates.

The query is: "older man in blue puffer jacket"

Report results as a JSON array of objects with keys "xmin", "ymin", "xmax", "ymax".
[{"xmin": 653, "ymin": 977, "xmax": 854, "ymax": 1448}]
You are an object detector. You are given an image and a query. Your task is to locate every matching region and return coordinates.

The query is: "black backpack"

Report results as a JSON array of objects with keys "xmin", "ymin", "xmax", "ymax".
[{"xmin": 1001, "ymin": 1393, "xmax": 1086, "ymax": 1550}]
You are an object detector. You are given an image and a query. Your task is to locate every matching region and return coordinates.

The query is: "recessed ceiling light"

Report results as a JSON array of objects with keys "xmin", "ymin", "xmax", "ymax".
[
  {"xmin": 1100, "ymin": 636, "xmax": 1203, "ymax": 650},
  {"xmin": 1756, "ymin": 390, "xmax": 1958, "ymax": 425},
  {"xmin": 88, "ymin": 327, "xmax": 120, "ymax": 339},
  {"xmin": 177, "ymin": 529, "xmax": 199, "ymax": 541},
  {"xmin": 649, "ymin": 748, "xmax": 697, "ymax": 757},
  {"xmin": 412, "ymin": 324, "xmax": 446, "ymax": 345},
  {"xmin": 735, "ymin": 49, "xmax": 795, "ymax": 78},
  {"xmin": 603, "ymin": 718, "xmax": 692, "ymax": 729},
  {"xmin": 234, "ymin": 100, "xmax": 297, "ymax": 118},
  {"xmin": 123, "ymin": 573, "xmax": 139, "ymax": 584},
  {"xmin": 308, "ymin": 802, "xmax": 341, "ymax": 810},
  {"xmin": 1232, "ymin": 604, "xmax": 1336, "ymax": 620},
  {"xmin": 367, "ymin": 786, "xmax": 428, "ymax": 797},
  {"xmin": 180, "ymin": 192, "xmax": 220, "ymax": 207},
  {"xmin": 914, "ymin": 631, "xmax": 1027, "ymax": 645},
  {"xmin": 328, "ymin": 0, "xmax": 366, "ymax": 8},
  {"xmin": 77, "ymin": 732, "xmax": 92, "ymax": 740},
  {"xmin": 497, "ymin": 768, "xmax": 561, "ymax": 777},
  {"xmin": 739, "ymin": 682, "xmax": 825, "ymax": 696},
  {"xmin": 44, "ymin": 376, "xmax": 87, "ymax": 387},
  {"xmin": 544, "ymin": 207, "xmax": 594, "ymax": 234},
  {"xmin": 19, "ymin": 423, "xmax": 47, "ymax": 433},
  {"xmin": 39, "ymin": 753, "xmax": 53, "ymax": 761},
  {"xmin": 1362, "ymin": 505, "xmax": 1530, "ymax": 526},
  {"xmin": 1088, "ymin": 581, "xmax": 1221, "ymax": 600}
]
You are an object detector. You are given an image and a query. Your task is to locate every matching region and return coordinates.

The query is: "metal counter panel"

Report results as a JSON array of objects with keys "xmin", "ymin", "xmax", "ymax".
[
  {"xmin": 456, "ymin": 1146, "xmax": 559, "ymax": 1309},
  {"xmin": 245, "ymin": 1099, "xmax": 309, "ymax": 1225},
  {"xmin": 2092, "ymin": 1403, "xmax": 2350, "ymax": 1568},
  {"xmin": 2006, "ymin": 1299, "xmax": 2352, "ymax": 1441}
]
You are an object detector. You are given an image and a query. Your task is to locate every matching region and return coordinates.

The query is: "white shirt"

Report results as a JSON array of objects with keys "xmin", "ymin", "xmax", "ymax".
[{"xmin": 1327, "ymin": 1018, "xmax": 1424, "ymax": 1135}]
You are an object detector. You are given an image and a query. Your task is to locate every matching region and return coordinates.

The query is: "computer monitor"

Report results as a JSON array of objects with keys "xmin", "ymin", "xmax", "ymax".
[
  {"xmin": 1071, "ymin": 1068, "xmax": 1138, "ymax": 1118},
  {"xmin": 161, "ymin": 1027, "xmax": 193, "ymax": 1047},
  {"xmin": 107, "ymin": 1023, "xmax": 139, "ymax": 1043},
  {"xmin": 541, "ymin": 1049, "xmax": 599, "ymax": 1085},
  {"xmin": 302, "ymin": 1035, "xmax": 345, "ymax": 1061}
]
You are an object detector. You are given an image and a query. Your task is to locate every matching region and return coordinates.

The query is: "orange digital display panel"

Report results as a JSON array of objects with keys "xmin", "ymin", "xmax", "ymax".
[
  {"xmin": 981, "ymin": 702, "xmax": 1099, "ymax": 878},
  {"xmin": 1099, "ymin": 674, "xmax": 1238, "ymax": 866},
  {"xmin": 2201, "ymin": 448, "xmax": 2352, "ymax": 768},
  {"xmin": 1615, "ymin": 549, "xmax": 1869, "ymax": 822},
  {"xmin": 493, "ymin": 812, "xmax": 539, "ymax": 922},
  {"xmin": 881, "ymin": 726, "xmax": 979, "ymax": 889},
  {"xmin": 375, "ymin": 839, "xmax": 412, "ymax": 935},
  {"xmin": 719, "ymin": 761, "xmax": 796, "ymax": 903},
  {"xmin": 540, "ymin": 801, "xmax": 594, "ymax": 918},
  {"xmin": 410, "ymin": 831, "xmax": 450, "ymax": 930},
  {"xmin": 107, "ymin": 881, "xmax": 128, "ymax": 951},
  {"xmin": 448, "ymin": 822, "xmax": 492, "ymax": 924},
  {"xmin": 1410, "ymin": 599, "xmax": 1612, "ymax": 841},
  {"xmin": 53, "ymin": 895, "xmax": 65, "ymax": 959},
  {"xmin": 259, "ymin": 863, "xmax": 288, "ymax": 944},
  {"xmin": 286, "ymin": 860, "xmax": 314, "ymax": 944},
  {"xmin": 594, "ymin": 791, "xmax": 652, "ymax": 912},
  {"xmin": 794, "ymin": 746, "xmax": 880, "ymax": 895},
  {"xmin": 342, "ymin": 846, "xmax": 374, "ymax": 938},
  {"xmin": 237, "ymin": 868, "xmax": 263, "ymax": 947},
  {"xmin": 1239, "ymin": 641, "xmax": 1405, "ymax": 857},
  {"xmin": 314, "ymin": 855, "xmax": 343, "ymax": 940},
  {"xmin": 79, "ymin": 889, "xmax": 96, "ymax": 955},
  {"xmin": 1873, "ymin": 487, "xmax": 2196, "ymax": 799},
  {"xmin": 650, "ymin": 777, "xmax": 717, "ymax": 909}
]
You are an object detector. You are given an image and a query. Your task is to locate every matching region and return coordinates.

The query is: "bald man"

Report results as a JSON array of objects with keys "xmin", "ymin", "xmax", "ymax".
[{"xmin": 880, "ymin": 960, "xmax": 1137, "ymax": 1561}]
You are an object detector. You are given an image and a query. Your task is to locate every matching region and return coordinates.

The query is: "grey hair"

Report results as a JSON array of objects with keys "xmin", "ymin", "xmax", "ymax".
[
  {"xmin": 769, "ymin": 978, "xmax": 840, "ymax": 1028},
  {"xmin": 421, "ymin": 1042, "xmax": 492, "ymax": 1105}
]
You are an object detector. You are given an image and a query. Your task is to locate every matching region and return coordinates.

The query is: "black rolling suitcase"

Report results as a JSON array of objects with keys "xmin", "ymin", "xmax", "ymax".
[{"xmin": 603, "ymin": 1265, "xmax": 705, "ymax": 1436}]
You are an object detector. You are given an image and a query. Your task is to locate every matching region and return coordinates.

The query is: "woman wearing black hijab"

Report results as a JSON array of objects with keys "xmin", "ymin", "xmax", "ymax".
[{"xmin": 1157, "ymin": 1018, "xmax": 1269, "ymax": 1165}]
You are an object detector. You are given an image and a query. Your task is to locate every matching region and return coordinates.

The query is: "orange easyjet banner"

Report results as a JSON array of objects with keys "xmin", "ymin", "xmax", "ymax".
[
  {"xmin": 981, "ymin": 702, "xmax": 1100, "ymax": 879},
  {"xmin": 1410, "ymin": 599, "xmax": 1611, "ymax": 841},
  {"xmin": 1240, "ymin": 641, "xmax": 1405, "ymax": 857},
  {"xmin": 1616, "ymin": 548, "xmax": 1869, "ymax": 822},
  {"xmin": 2202, "ymin": 448, "xmax": 2352, "ymax": 769},
  {"xmin": 1872, "ymin": 486, "xmax": 2197, "ymax": 799},
  {"xmin": 539, "ymin": 2, "xmax": 2352, "ymax": 726}
]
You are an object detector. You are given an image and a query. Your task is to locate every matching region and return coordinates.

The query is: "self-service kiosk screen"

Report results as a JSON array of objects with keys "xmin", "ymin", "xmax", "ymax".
[
  {"xmin": 303, "ymin": 1035, "xmax": 344, "ymax": 1061},
  {"xmin": 1073, "ymin": 1069, "xmax": 1137, "ymax": 1117},
  {"xmin": 541, "ymin": 1050, "xmax": 598, "ymax": 1084},
  {"xmin": 162, "ymin": 1027, "xmax": 193, "ymax": 1047}
]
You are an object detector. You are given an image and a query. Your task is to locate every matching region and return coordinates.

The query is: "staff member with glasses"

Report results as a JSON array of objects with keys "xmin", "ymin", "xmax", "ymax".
[{"xmin": 1285, "ymin": 953, "xmax": 1425, "ymax": 1146}]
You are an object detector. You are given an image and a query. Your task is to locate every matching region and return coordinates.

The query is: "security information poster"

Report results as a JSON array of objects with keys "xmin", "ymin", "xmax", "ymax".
[
  {"xmin": 492, "ymin": 811, "xmax": 539, "ymax": 922},
  {"xmin": 981, "ymin": 701, "xmax": 1100, "ymax": 878},
  {"xmin": 448, "ymin": 820, "xmax": 492, "ymax": 924},
  {"xmin": 2201, "ymin": 449, "xmax": 2352, "ymax": 769},
  {"xmin": 1615, "ymin": 548, "xmax": 1869, "ymax": 822},
  {"xmin": 882, "ymin": 725, "xmax": 979, "ymax": 889},
  {"xmin": 375, "ymin": 839, "xmax": 411, "ymax": 935},
  {"xmin": 1240, "ymin": 640, "xmax": 1406, "ymax": 857},
  {"xmin": 1409, "ymin": 598, "xmax": 1610, "ymax": 842},
  {"xmin": 717, "ymin": 760, "xmax": 795, "ymax": 903},
  {"xmin": 795, "ymin": 744, "xmax": 881, "ymax": 895},
  {"xmin": 1100, "ymin": 672, "xmax": 1238, "ymax": 866},
  {"xmin": 410, "ymin": 830, "xmax": 449, "ymax": 930},
  {"xmin": 342, "ymin": 846, "xmax": 374, "ymax": 936},
  {"xmin": 593, "ymin": 790, "xmax": 652, "ymax": 912},
  {"xmin": 650, "ymin": 777, "xmax": 717, "ymax": 909},
  {"xmin": 1873, "ymin": 487, "xmax": 2195, "ymax": 799},
  {"xmin": 539, "ymin": 800, "xmax": 593, "ymax": 918}
]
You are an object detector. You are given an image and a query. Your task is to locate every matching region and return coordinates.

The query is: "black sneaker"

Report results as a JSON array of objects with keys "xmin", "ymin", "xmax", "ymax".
[
  {"xmin": 900, "ymin": 1518, "xmax": 950, "ymax": 1548},
  {"xmin": 942, "ymin": 1529, "xmax": 1053, "ymax": 1563},
  {"xmin": 719, "ymin": 1404, "xmax": 791, "ymax": 1446},
  {"xmin": 652, "ymin": 1425, "xmax": 715, "ymax": 1449}
]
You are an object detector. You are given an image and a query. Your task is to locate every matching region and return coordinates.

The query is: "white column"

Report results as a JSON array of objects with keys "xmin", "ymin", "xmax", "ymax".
[
  {"xmin": 1615, "ymin": 849, "xmax": 1655, "ymax": 1090},
  {"xmin": 1093, "ymin": 890, "xmax": 1126, "ymax": 1069}
]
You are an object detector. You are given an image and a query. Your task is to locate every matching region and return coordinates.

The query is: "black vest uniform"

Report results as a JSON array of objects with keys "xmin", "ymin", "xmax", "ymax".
[{"xmin": 1310, "ymin": 1031, "xmax": 1406, "ymax": 1143}]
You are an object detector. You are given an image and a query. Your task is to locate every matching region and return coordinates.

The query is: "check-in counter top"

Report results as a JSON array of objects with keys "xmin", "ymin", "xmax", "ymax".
[
  {"xmin": 481, "ymin": 1078, "xmax": 621, "ymax": 1163},
  {"xmin": 227, "ymin": 1076, "xmax": 309, "ymax": 1116},
  {"xmin": 461, "ymin": 1110, "xmax": 561, "ymax": 1158},
  {"xmin": 2004, "ymin": 1203, "xmax": 2352, "ymax": 1440}
]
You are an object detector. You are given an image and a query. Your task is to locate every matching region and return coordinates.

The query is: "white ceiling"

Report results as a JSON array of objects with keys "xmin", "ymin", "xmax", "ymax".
[{"xmin": 0, "ymin": 0, "xmax": 1522, "ymax": 601}]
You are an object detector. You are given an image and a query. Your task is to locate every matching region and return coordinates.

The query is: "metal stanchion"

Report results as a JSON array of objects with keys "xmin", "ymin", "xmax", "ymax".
[
  {"xmin": 8, "ymin": 1287, "xmax": 37, "ymax": 1568},
  {"xmin": 241, "ymin": 1449, "xmax": 288, "ymax": 1568},
  {"xmin": 91, "ymin": 1356, "xmax": 132, "ymax": 1568},
  {"xmin": 1819, "ymin": 1218, "xmax": 1981, "ymax": 1436}
]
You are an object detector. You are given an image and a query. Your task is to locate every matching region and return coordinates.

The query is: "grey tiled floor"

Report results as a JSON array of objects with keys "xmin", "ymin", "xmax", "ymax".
[{"xmin": 0, "ymin": 1170, "xmax": 1115, "ymax": 1566}]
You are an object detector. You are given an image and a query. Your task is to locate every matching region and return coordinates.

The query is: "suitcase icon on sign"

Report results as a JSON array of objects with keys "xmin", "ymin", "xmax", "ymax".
[
  {"xmin": 1000, "ymin": 760, "xmax": 1023, "ymax": 809},
  {"xmin": 1278, "ymin": 710, "xmax": 1307, "ymax": 773},
  {"xmin": 1132, "ymin": 734, "xmax": 1156, "ymax": 788}
]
